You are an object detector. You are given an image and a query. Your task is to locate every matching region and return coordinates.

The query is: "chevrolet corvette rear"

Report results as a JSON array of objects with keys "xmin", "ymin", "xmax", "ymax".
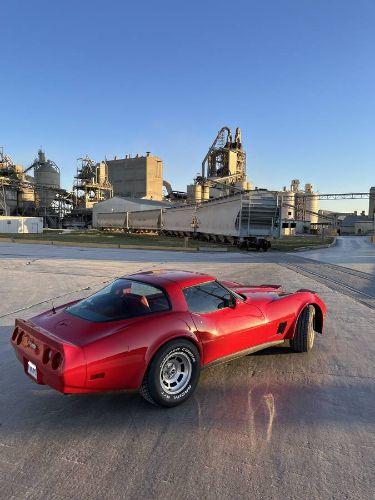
[
  {"xmin": 11, "ymin": 317, "xmax": 86, "ymax": 393},
  {"xmin": 11, "ymin": 269, "xmax": 327, "ymax": 407}
]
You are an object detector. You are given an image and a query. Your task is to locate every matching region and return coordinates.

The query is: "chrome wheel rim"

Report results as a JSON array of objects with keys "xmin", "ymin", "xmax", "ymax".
[
  {"xmin": 308, "ymin": 309, "xmax": 315, "ymax": 349},
  {"xmin": 160, "ymin": 351, "xmax": 192, "ymax": 395}
]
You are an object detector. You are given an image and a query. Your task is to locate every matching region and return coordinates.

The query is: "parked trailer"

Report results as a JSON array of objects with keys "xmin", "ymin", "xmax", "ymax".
[
  {"xmin": 0, "ymin": 216, "xmax": 43, "ymax": 234},
  {"xmin": 128, "ymin": 209, "xmax": 162, "ymax": 232}
]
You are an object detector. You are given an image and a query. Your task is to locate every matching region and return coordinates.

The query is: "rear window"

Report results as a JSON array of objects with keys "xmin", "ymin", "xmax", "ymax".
[{"xmin": 67, "ymin": 279, "xmax": 170, "ymax": 322}]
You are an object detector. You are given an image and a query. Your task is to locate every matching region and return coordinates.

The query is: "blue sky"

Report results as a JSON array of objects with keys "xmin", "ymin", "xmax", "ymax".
[{"xmin": 1, "ymin": 0, "xmax": 374, "ymax": 212}]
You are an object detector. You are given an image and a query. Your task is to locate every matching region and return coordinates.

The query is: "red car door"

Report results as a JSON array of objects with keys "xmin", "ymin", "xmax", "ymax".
[{"xmin": 183, "ymin": 281, "xmax": 269, "ymax": 365}]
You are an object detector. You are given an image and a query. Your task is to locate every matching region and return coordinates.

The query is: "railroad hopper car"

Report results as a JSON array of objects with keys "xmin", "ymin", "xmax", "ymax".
[
  {"xmin": 161, "ymin": 192, "xmax": 278, "ymax": 246},
  {"xmin": 96, "ymin": 192, "xmax": 279, "ymax": 248},
  {"xmin": 128, "ymin": 209, "xmax": 163, "ymax": 232},
  {"xmin": 161, "ymin": 205, "xmax": 196, "ymax": 237},
  {"xmin": 97, "ymin": 210, "xmax": 162, "ymax": 233},
  {"xmin": 96, "ymin": 212, "xmax": 128, "ymax": 230}
]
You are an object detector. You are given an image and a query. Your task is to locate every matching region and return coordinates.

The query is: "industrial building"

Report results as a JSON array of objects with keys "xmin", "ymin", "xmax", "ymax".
[
  {"xmin": 106, "ymin": 153, "xmax": 163, "ymax": 201},
  {"xmin": 340, "ymin": 213, "xmax": 374, "ymax": 235},
  {"xmin": 278, "ymin": 179, "xmax": 321, "ymax": 235},
  {"xmin": 73, "ymin": 156, "xmax": 113, "ymax": 209},
  {"xmin": 2, "ymin": 128, "xmax": 374, "ymax": 238},
  {"xmin": 187, "ymin": 126, "xmax": 252, "ymax": 203},
  {"xmin": 0, "ymin": 148, "xmax": 72, "ymax": 227}
]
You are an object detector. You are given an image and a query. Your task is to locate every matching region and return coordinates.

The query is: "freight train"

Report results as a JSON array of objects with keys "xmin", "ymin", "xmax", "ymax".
[{"xmin": 96, "ymin": 192, "xmax": 279, "ymax": 250}]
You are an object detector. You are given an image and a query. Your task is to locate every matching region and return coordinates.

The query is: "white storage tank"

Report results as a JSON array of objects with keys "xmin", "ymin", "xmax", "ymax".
[
  {"xmin": 195, "ymin": 184, "xmax": 202, "ymax": 202},
  {"xmin": 280, "ymin": 190, "xmax": 295, "ymax": 220},
  {"xmin": 304, "ymin": 183, "xmax": 319, "ymax": 223},
  {"xmin": 0, "ymin": 216, "xmax": 43, "ymax": 234},
  {"xmin": 33, "ymin": 150, "xmax": 60, "ymax": 208},
  {"xmin": 202, "ymin": 184, "xmax": 210, "ymax": 201}
]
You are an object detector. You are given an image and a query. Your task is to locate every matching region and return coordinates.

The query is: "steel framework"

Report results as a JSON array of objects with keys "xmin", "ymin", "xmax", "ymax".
[{"xmin": 303, "ymin": 192, "xmax": 375, "ymax": 200}]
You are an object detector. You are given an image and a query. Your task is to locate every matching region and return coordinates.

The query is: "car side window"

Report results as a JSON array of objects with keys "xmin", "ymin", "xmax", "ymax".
[{"xmin": 183, "ymin": 281, "xmax": 232, "ymax": 313}]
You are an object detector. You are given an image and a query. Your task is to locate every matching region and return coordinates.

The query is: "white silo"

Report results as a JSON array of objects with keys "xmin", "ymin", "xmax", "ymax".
[
  {"xmin": 33, "ymin": 150, "xmax": 60, "ymax": 208},
  {"xmin": 290, "ymin": 179, "xmax": 300, "ymax": 193},
  {"xmin": 280, "ymin": 189, "xmax": 295, "ymax": 220},
  {"xmin": 304, "ymin": 183, "xmax": 319, "ymax": 223},
  {"xmin": 195, "ymin": 183, "xmax": 202, "ymax": 202},
  {"xmin": 202, "ymin": 183, "xmax": 210, "ymax": 201}
]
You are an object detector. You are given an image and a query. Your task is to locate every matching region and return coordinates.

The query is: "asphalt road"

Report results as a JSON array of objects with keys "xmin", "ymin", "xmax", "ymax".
[
  {"xmin": 0, "ymin": 239, "xmax": 374, "ymax": 500},
  {"xmin": 293, "ymin": 235, "xmax": 375, "ymax": 274}
]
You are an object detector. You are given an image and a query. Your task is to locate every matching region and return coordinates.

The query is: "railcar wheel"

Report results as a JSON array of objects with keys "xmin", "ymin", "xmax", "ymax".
[
  {"xmin": 290, "ymin": 305, "xmax": 316, "ymax": 352},
  {"xmin": 140, "ymin": 339, "xmax": 201, "ymax": 407}
]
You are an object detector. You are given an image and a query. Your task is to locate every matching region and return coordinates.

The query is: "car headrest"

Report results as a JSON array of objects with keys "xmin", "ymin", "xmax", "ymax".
[{"xmin": 121, "ymin": 293, "xmax": 150, "ymax": 313}]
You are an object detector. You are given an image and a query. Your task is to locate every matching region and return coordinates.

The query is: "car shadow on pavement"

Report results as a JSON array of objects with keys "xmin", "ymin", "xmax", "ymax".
[
  {"xmin": 1, "ymin": 325, "xmax": 374, "ymax": 442},
  {"xmin": 2, "ymin": 370, "xmax": 374, "ymax": 441}
]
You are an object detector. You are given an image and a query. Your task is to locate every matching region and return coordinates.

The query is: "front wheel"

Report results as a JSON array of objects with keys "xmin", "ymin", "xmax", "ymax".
[
  {"xmin": 290, "ymin": 305, "xmax": 316, "ymax": 352},
  {"xmin": 140, "ymin": 339, "xmax": 201, "ymax": 407}
]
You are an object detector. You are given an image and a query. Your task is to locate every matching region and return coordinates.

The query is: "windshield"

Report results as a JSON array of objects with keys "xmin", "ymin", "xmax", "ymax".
[{"xmin": 67, "ymin": 278, "xmax": 170, "ymax": 322}]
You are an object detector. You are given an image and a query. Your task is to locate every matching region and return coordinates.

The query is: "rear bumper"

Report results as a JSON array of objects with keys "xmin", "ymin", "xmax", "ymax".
[{"xmin": 11, "ymin": 319, "xmax": 87, "ymax": 394}]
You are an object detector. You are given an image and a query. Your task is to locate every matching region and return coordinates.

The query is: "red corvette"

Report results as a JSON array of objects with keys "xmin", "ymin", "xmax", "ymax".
[{"xmin": 11, "ymin": 269, "xmax": 326, "ymax": 407}]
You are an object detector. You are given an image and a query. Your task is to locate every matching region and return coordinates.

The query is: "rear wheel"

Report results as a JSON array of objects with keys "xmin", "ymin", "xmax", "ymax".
[
  {"xmin": 140, "ymin": 339, "xmax": 200, "ymax": 407},
  {"xmin": 290, "ymin": 305, "xmax": 316, "ymax": 352}
]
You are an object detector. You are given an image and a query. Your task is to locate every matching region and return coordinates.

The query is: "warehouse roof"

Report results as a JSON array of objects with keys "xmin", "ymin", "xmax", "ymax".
[
  {"xmin": 94, "ymin": 196, "xmax": 170, "ymax": 208},
  {"xmin": 341, "ymin": 215, "xmax": 371, "ymax": 227}
]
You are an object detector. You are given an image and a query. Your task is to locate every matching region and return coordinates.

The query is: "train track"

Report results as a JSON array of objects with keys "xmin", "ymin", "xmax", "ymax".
[{"xmin": 281, "ymin": 259, "xmax": 375, "ymax": 309}]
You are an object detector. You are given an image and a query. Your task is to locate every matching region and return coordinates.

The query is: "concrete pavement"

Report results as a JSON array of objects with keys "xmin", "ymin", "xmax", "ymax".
[
  {"xmin": 293, "ymin": 235, "xmax": 375, "ymax": 274},
  {"xmin": 0, "ymin": 242, "xmax": 374, "ymax": 500}
]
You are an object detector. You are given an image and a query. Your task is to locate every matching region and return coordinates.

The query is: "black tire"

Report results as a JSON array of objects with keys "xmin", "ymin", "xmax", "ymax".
[
  {"xmin": 140, "ymin": 339, "xmax": 201, "ymax": 407},
  {"xmin": 290, "ymin": 305, "xmax": 316, "ymax": 353}
]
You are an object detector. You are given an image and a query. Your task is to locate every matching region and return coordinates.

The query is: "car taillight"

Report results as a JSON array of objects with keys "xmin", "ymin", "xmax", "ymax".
[
  {"xmin": 42, "ymin": 347, "xmax": 52, "ymax": 364},
  {"xmin": 51, "ymin": 352, "xmax": 62, "ymax": 370},
  {"xmin": 16, "ymin": 330, "xmax": 24, "ymax": 345},
  {"xmin": 12, "ymin": 327, "xmax": 19, "ymax": 342}
]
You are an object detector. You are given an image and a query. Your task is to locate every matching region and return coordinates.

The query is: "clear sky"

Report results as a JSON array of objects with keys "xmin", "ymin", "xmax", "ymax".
[{"xmin": 1, "ymin": 0, "xmax": 374, "ymax": 213}]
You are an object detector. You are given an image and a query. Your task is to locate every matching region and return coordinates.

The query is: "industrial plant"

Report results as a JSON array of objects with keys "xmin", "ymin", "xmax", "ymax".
[{"xmin": 1, "ymin": 126, "xmax": 374, "ymax": 242}]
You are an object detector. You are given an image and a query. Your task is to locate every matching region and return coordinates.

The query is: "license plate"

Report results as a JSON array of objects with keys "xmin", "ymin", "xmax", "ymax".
[{"xmin": 27, "ymin": 361, "xmax": 37, "ymax": 380}]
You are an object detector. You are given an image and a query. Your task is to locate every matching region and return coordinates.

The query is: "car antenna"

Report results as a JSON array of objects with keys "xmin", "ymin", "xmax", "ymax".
[{"xmin": 51, "ymin": 301, "xmax": 56, "ymax": 315}]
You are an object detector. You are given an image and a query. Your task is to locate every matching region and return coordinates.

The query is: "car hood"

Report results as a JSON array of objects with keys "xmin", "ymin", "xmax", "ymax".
[
  {"xmin": 221, "ymin": 281, "xmax": 288, "ymax": 306},
  {"xmin": 222, "ymin": 280, "xmax": 283, "ymax": 293}
]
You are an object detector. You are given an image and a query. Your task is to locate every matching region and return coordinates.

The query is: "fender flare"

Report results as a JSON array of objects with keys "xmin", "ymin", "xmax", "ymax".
[
  {"xmin": 291, "ymin": 301, "xmax": 324, "ymax": 338},
  {"xmin": 144, "ymin": 332, "xmax": 203, "ymax": 371}
]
